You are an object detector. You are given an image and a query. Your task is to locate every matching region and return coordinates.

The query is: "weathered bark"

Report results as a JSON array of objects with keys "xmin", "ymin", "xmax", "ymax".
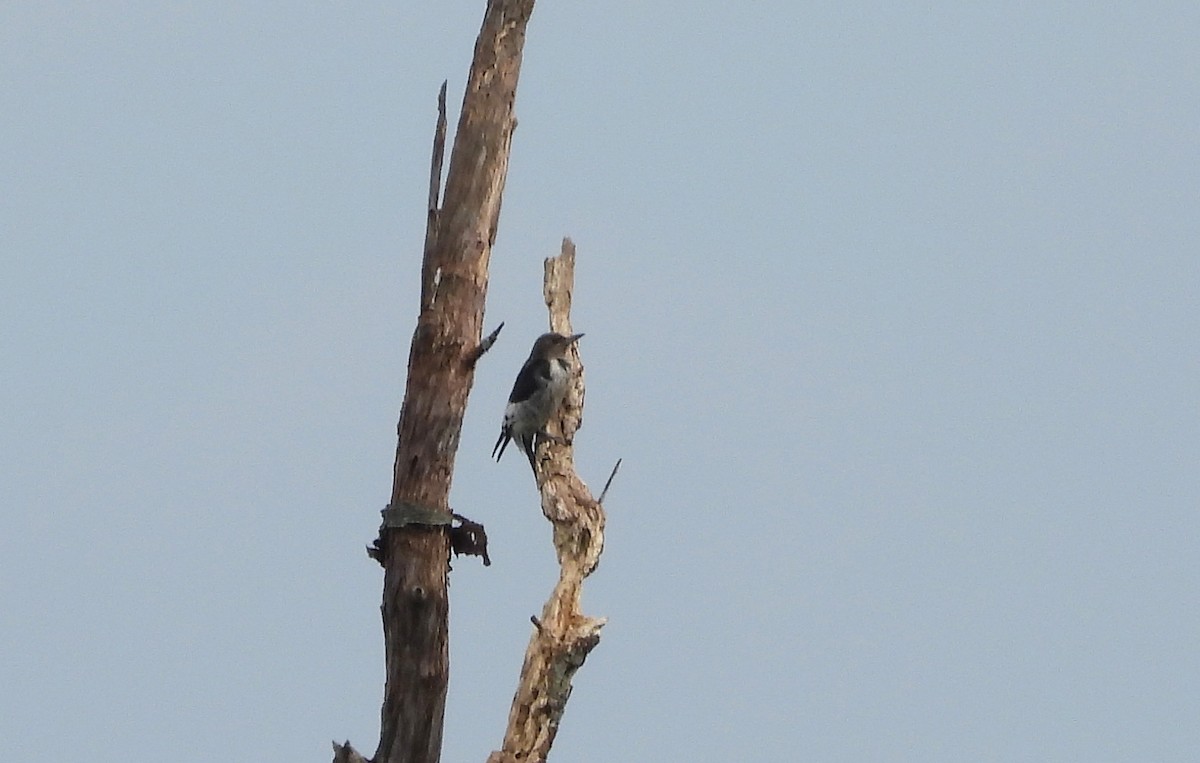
[
  {"xmin": 487, "ymin": 239, "xmax": 608, "ymax": 763},
  {"xmin": 338, "ymin": 2, "xmax": 538, "ymax": 762}
]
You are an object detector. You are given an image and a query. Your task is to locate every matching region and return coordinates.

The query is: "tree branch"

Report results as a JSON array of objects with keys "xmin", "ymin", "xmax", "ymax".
[
  {"xmin": 487, "ymin": 238, "xmax": 608, "ymax": 763},
  {"xmin": 598, "ymin": 458, "xmax": 622, "ymax": 505}
]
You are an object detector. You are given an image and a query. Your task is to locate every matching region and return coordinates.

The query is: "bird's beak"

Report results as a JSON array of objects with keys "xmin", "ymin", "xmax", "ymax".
[{"xmin": 568, "ymin": 333, "xmax": 585, "ymax": 344}]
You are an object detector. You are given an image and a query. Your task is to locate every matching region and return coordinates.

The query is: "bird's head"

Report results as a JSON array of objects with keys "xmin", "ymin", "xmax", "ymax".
[{"xmin": 531, "ymin": 331, "xmax": 584, "ymax": 359}]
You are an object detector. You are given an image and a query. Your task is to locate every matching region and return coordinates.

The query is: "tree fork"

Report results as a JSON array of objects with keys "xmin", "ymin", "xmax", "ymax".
[{"xmin": 336, "ymin": 2, "xmax": 537, "ymax": 762}]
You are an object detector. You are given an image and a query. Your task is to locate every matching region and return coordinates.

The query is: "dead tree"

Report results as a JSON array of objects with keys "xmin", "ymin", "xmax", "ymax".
[
  {"xmin": 333, "ymin": 2, "xmax": 536, "ymax": 762},
  {"xmin": 333, "ymin": 5, "xmax": 611, "ymax": 763},
  {"xmin": 487, "ymin": 240, "xmax": 612, "ymax": 763}
]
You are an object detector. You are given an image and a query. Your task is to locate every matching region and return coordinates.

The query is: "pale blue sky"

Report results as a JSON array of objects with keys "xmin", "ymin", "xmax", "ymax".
[{"xmin": 3, "ymin": 3, "xmax": 1198, "ymax": 761}]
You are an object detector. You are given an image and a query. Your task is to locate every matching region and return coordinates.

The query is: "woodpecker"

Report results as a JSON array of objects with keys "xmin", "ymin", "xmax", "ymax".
[{"xmin": 492, "ymin": 332, "xmax": 584, "ymax": 470}]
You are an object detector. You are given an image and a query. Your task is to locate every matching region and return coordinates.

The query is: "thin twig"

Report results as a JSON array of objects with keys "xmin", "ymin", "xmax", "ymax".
[
  {"xmin": 468, "ymin": 321, "xmax": 505, "ymax": 366},
  {"xmin": 598, "ymin": 458, "xmax": 622, "ymax": 505}
]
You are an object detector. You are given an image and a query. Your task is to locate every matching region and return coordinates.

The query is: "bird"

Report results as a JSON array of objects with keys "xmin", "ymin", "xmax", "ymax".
[{"xmin": 492, "ymin": 332, "xmax": 584, "ymax": 470}]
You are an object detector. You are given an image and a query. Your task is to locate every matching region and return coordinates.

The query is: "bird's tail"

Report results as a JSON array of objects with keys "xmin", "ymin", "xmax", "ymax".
[{"xmin": 492, "ymin": 429, "xmax": 510, "ymax": 461}]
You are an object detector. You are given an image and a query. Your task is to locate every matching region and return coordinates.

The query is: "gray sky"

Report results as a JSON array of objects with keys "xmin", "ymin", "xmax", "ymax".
[{"xmin": 3, "ymin": 2, "xmax": 1198, "ymax": 761}]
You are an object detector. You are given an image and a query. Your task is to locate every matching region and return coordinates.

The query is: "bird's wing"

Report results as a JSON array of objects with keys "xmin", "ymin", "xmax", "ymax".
[{"xmin": 507, "ymin": 356, "xmax": 552, "ymax": 403}]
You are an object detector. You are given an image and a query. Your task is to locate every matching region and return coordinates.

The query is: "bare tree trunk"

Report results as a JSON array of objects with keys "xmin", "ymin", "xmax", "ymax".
[
  {"xmin": 487, "ymin": 239, "xmax": 610, "ymax": 763},
  {"xmin": 335, "ymin": 2, "xmax": 537, "ymax": 762}
]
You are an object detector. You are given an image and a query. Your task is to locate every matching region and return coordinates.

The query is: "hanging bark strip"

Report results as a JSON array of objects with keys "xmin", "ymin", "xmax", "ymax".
[
  {"xmin": 336, "ymin": 2, "xmax": 538, "ymax": 763},
  {"xmin": 488, "ymin": 239, "xmax": 609, "ymax": 763}
]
